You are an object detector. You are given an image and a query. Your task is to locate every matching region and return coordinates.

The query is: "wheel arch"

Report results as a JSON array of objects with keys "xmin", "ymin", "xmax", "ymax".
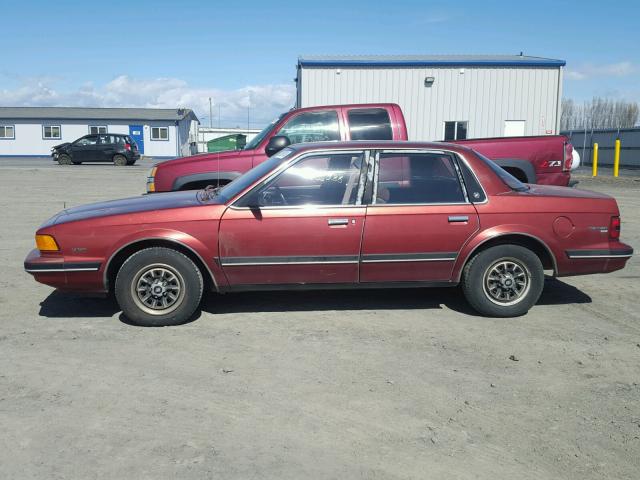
[
  {"xmin": 455, "ymin": 232, "xmax": 557, "ymax": 282},
  {"xmin": 172, "ymin": 172, "xmax": 241, "ymax": 191},
  {"xmin": 104, "ymin": 237, "xmax": 219, "ymax": 293},
  {"xmin": 493, "ymin": 158, "xmax": 537, "ymax": 184}
]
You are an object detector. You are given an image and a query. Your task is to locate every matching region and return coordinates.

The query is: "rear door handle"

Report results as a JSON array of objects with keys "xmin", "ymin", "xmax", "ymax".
[
  {"xmin": 328, "ymin": 218, "xmax": 349, "ymax": 226},
  {"xmin": 448, "ymin": 215, "xmax": 469, "ymax": 223}
]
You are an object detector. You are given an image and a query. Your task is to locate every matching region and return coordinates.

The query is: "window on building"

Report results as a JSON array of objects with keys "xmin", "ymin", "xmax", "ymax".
[
  {"xmin": 375, "ymin": 152, "xmax": 465, "ymax": 204},
  {"xmin": 89, "ymin": 126, "xmax": 107, "ymax": 134},
  {"xmin": 151, "ymin": 127, "xmax": 169, "ymax": 141},
  {"xmin": 43, "ymin": 125, "xmax": 61, "ymax": 139},
  {"xmin": 0, "ymin": 125, "xmax": 15, "ymax": 139},
  {"xmin": 347, "ymin": 108, "xmax": 393, "ymax": 140},
  {"xmin": 275, "ymin": 110, "xmax": 340, "ymax": 145},
  {"xmin": 443, "ymin": 121, "xmax": 468, "ymax": 141}
]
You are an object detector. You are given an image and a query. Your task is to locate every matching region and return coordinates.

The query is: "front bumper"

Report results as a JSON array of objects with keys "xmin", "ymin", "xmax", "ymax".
[{"xmin": 24, "ymin": 249, "xmax": 105, "ymax": 292}]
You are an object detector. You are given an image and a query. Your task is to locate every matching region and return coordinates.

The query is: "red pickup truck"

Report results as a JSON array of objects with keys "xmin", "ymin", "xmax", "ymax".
[{"xmin": 147, "ymin": 103, "xmax": 574, "ymax": 193}]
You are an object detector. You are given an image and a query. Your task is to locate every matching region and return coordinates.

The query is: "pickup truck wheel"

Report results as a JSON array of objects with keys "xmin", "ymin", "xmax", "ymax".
[
  {"xmin": 115, "ymin": 247, "xmax": 203, "ymax": 326},
  {"xmin": 113, "ymin": 154, "xmax": 127, "ymax": 166},
  {"xmin": 462, "ymin": 245, "xmax": 544, "ymax": 317},
  {"xmin": 57, "ymin": 154, "xmax": 72, "ymax": 165}
]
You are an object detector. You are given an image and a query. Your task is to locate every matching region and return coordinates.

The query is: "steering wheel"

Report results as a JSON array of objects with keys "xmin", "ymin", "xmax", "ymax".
[{"xmin": 259, "ymin": 186, "xmax": 288, "ymax": 206}]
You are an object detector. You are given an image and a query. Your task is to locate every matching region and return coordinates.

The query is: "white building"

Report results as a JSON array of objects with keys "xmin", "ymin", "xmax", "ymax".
[
  {"xmin": 0, "ymin": 107, "xmax": 199, "ymax": 158},
  {"xmin": 296, "ymin": 55, "xmax": 565, "ymax": 140}
]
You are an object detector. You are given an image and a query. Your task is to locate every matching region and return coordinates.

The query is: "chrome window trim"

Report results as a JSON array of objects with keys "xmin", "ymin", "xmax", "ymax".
[
  {"xmin": 231, "ymin": 149, "xmax": 367, "ymax": 210},
  {"xmin": 372, "ymin": 149, "xmax": 474, "ymax": 206}
]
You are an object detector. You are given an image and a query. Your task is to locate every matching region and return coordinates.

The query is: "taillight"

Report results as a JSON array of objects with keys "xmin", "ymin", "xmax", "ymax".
[
  {"xmin": 563, "ymin": 142, "xmax": 573, "ymax": 172},
  {"xmin": 124, "ymin": 143, "xmax": 131, "ymax": 151},
  {"xmin": 610, "ymin": 216, "xmax": 621, "ymax": 239}
]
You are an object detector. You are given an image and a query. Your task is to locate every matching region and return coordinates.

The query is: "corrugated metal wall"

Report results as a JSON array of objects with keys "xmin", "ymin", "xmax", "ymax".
[
  {"xmin": 563, "ymin": 128, "xmax": 640, "ymax": 168},
  {"xmin": 298, "ymin": 66, "xmax": 562, "ymax": 141}
]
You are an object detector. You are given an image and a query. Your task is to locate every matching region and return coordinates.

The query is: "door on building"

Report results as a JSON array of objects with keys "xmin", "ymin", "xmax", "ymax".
[
  {"xmin": 504, "ymin": 120, "xmax": 526, "ymax": 137},
  {"xmin": 128, "ymin": 125, "xmax": 144, "ymax": 154}
]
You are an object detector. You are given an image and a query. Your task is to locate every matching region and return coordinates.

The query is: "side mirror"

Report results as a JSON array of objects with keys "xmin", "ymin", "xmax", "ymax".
[{"xmin": 265, "ymin": 135, "xmax": 291, "ymax": 157}]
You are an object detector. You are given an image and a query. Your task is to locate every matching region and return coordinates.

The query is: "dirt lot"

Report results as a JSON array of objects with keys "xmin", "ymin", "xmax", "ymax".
[{"xmin": 0, "ymin": 161, "xmax": 638, "ymax": 479}]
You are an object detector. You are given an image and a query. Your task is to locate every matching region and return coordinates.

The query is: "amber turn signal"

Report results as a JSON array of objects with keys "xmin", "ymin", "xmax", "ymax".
[{"xmin": 36, "ymin": 234, "xmax": 59, "ymax": 252}]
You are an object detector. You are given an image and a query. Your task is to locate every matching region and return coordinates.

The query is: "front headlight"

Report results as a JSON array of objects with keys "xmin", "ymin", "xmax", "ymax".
[{"xmin": 146, "ymin": 167, "xmax": 158, "ymax": 193}]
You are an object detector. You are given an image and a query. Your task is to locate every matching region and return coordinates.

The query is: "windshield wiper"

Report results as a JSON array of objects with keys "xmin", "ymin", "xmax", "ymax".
[{"xmin": 198, "ymin": 185, "xmax": 222, "ymax": 202}]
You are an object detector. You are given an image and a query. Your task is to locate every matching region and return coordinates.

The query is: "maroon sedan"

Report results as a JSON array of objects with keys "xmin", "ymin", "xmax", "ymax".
[{"xmin": 25, "ymin": 141, "xmax": 633, "ymax": 326}]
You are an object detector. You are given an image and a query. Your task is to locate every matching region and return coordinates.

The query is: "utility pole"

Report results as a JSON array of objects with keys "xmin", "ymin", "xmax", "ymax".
[{"xmin": 209, "ymin": 97, "xmax": 213, "ymax": 128}]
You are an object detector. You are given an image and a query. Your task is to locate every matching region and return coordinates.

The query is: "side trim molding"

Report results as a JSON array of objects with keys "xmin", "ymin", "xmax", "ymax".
[
  {"xmin": 24, "ymin": 261, "xmax": 101, "ymax": 273},
  {"xmin": 220, "ymin": 255, "xmax": 359, "ymax": 266},
  {"xmin": 361, "ymin": 252, "xmax": 457, "ymax": 263}
]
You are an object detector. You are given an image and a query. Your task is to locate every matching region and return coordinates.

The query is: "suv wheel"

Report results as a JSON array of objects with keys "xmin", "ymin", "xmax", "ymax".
[
  {"xmin": 113, "ymin": 154, "xmax": 127, "ymax": 166},
  {"xmin": 462, "ymin": 245, "xmax": 544, "ymax": 317},
  {"xmin": 115, "ymin": 247, "xmax": 204, "ymax": 326},
  {"xmin": 57, "ymin": 154, "xmax": 72, "ymax": 165}
]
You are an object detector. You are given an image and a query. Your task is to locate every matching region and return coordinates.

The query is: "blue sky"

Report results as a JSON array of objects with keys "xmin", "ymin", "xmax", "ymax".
[{"xmin": 0, "ymin": 0, "xmax": 638, "ymax": 127}]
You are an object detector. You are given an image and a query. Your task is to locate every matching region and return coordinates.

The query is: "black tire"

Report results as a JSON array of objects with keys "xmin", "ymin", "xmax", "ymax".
[
  {"xmin": 113, "ymin": 154, "xmax": 127, "ymax": 166},
  {"xmin": 462, "ymin": 245, "xmax": 544, "ymax": 317},
  {"xmin": 57, "ymin": 154, "xmax": 72, "ymax": 165},
  {"xmin": 115, "ymin": 247, "xmax": 204, "ymax": 326}
]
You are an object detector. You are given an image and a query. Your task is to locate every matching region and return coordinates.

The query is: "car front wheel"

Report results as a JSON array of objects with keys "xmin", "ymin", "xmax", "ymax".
[
  {"xmin": 462, "ymin": 244, "xmax": 544, "ymax": 317},
  {"xmin": 115, "ymin": 247, "xmax": 204, "ymax": 326},
  {"xmin": 57, "ymin": 154, "xmax": 72, "ymax": 165}
]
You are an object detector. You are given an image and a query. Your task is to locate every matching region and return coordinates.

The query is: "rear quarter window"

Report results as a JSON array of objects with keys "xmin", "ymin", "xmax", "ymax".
[{"xmin": 348, "ymin": 108, "xmax": 393, "ymax": 141}]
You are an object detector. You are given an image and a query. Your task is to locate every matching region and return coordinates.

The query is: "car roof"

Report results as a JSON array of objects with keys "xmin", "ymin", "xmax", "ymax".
[{"xmin": 286, "ymin": 140, "xmax": 473, "ymax": 154}]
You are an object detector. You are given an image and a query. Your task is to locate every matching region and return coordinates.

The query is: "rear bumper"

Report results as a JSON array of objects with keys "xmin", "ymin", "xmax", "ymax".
[
  {"xmin": 565, "ymin": 247, "xmax": 633, "ymax": 259},
  {"xmin": 558, "ymin": 244, "xmax": 633, "ymax": 277}
]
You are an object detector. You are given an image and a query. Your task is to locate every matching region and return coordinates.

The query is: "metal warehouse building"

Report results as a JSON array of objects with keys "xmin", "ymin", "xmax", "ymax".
[
  {"xmin": 296, "ymin": 55, "xmax": 565, "ymax": 141},
  {"xmin": 0, "ymin": 107, "xmax": 199, "ymax": 158}
]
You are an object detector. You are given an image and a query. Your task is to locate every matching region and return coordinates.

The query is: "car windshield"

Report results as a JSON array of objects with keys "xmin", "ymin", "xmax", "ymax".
[
  {"xmin": 208, "ymin": 147, "xmax": 295, "ymax": 203},
  {"xmin": 475, "ymin": 152, "xmax": 529, "ymax": 192},
  {"xmin": 243, "ymin": 114, "xmax": 285, "ymax": 150}
]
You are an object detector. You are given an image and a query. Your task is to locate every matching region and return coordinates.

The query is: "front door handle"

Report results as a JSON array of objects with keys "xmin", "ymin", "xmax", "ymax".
[
  {"xmin": 328, "ymin": 218, "xmax": 349, "ymax": 226},
  {"xmin": 448, "ymin": 215, "xmax": 469, "ymax": 223}
]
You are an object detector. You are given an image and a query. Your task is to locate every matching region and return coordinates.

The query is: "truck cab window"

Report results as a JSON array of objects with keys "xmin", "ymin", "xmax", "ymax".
[
  {"xmin": 276, "ymin": 111, "xmax": 340, "ymax": 145},
  {"xmin": 348, "ymin": 108, "xmax": 393, "ymax": 140}
]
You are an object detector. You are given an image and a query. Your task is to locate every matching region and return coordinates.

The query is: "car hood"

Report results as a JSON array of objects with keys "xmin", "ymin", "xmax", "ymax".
[
  {"xmin": 52, "ymin": 142, "xmax": 71, "ymax": 150},
  {"xmin": 42, "ymin": 190, "xmax": 224, "ymax": 227}
]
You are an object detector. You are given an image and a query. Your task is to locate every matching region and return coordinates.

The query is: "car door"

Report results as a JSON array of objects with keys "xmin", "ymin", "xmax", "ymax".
[
  {"xmin": 218, "ymin": 150, "xmax": 368, "ymax": 286},
  {"xmin": 360, "ymin": 150, "xmax": 481, "ymax": 283},
  {"xmin": 72, "ymin": 135, "xmax": 99, "ymax": 162},
  {"xmin": 98, "ymin": 134, "xmax": 115, "ymax": 162}
]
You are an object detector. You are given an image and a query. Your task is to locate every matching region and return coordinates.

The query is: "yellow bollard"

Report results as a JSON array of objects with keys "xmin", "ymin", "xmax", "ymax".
[
  {"xmin": 592, "ymin": 143, "xmax": 598, "ymax": 177},
  {"xmin": 613, "ymin": 138, "xmax": 621, "ymax": 177}
]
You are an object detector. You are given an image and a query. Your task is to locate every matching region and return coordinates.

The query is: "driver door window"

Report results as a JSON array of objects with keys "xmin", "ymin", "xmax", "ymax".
[
  {"xmin": 250, "ymin": 153, "xmax": 364, "ymax": 207},
  {"xmin": 275, "ymin": 111, "xmax": 340, "ymax": 145},
  {"xmin": 76, "ymin": 136, "xmax": 98, "ymax": 147}
]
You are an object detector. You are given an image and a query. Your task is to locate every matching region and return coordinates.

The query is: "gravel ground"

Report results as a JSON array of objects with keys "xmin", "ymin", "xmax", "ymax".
[{"xmin": 0, "ymin": 161, "xmax": 638, "ymax": 479}]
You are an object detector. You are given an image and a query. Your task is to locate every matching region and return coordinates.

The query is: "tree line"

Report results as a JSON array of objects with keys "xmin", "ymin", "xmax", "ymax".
[{"xmin": 561, "ymin": 97, "xmax": 639, "ymax": 131}]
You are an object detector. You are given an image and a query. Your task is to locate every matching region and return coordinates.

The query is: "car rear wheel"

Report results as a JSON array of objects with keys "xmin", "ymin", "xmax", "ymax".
[
  {"xmin": 57, "ymin": 154, "xmax": 72, "ymax": 165},
  {"xmin": 462, "ymin": 245, "xmax": 544, "ymax": 317},
  {"xmin": 115, "ymin": 247, "xmax": 204, "ymax": 326},
  {"xmin": 113, "ymin": 154, "xmax": 127, "ymax": 166}
]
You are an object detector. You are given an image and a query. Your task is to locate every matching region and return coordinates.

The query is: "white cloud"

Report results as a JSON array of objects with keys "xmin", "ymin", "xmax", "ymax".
[
  {"xmin": 565, "ymin": 61, "xmax": 635, "ymax": 81},
  {"xmin": 0, "ymin": 75, "xmax": 296, "ymax": 127}
]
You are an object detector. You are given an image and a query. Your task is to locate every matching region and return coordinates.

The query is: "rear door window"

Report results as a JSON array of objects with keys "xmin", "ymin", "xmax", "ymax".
[
  {"xmin": 375, "ymin": 152, "xmax": 466, "ymax": 204},
  {"xmin": 348, "ymin": 108, "xmax": 393, "ymax": 140},
  {"xmin": 276, "ymin": 111, "xmax": 340, "ymax": 145}
]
